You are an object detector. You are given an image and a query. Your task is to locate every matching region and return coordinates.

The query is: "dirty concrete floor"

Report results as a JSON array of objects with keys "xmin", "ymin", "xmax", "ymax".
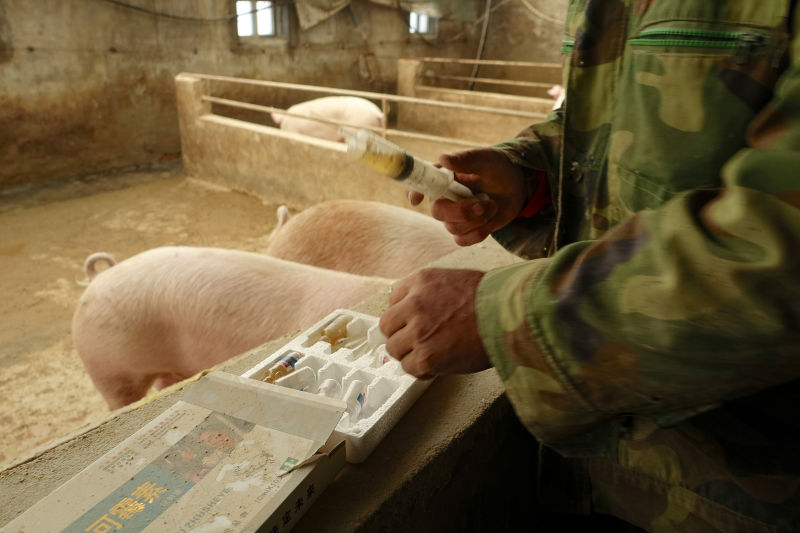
[{"xmin": 0, "ymin": 162, "xmax": 292, "ymax": 467}]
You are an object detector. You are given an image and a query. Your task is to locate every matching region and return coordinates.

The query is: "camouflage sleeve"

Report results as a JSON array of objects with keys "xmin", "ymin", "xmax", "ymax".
[
  {"xmin": 476, "ymin": 14, "xmax": 800, "ymax": 445},
  {"xmin": 491, "ymin": 108, "xmax": 563, "ymax": 175},
  {"xmin": 486, "ymin": 115, "xmax": 563, "ymax": 259}
]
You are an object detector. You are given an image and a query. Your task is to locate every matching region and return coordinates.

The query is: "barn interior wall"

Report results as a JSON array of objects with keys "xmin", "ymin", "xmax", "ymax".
[
  {"xmin": 480, "ymin": 0, "xmax": 566, "ymax": 96},
  {"xmin": 0, "ymin": 0, "xmax": 567, "ymax": 191}
]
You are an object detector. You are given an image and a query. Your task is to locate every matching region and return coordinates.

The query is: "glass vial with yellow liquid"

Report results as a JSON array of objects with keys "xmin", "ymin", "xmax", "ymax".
[{"xmin": 262, "ymin": 350, "xmax": 303, "ymax": 383}]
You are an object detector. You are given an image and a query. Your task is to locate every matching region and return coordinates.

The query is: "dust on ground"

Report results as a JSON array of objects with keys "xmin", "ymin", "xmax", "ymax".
[{"xmin": 0, "ymin": 163, "xmax": 293, "ymax": 467}]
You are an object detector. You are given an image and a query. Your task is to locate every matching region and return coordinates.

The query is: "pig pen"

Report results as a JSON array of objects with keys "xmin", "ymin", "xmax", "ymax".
[
  {"xmin": 0, "ymin": 73, "xmax": 564, "ymax": 532},
  {"xmin": 0, "ymin": 73, "xmax": 527, "ymax": 470}
]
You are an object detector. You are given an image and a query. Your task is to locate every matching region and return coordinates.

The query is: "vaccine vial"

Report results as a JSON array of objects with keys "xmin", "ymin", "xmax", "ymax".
[
  {"xmin": 274, "ymin": 366, "xmax": 317, "ymax": 392},
  {"xmin": 342, "ymin": 380, "xmax": 367, "ymax": 423},
  {"xmin": 262, "ymin": 350, "xmax": 303, "ymax": 383},
  {"xmin": 316, "ymin": 378, "xmax": 343, "ymax": 399},
  {"xmin": 374, "ymin": 347, "xmax": 392, "ymax": 367},
  {"xmin": 320, "ymin": 315, "xmax": 353, "ymax": 350}
]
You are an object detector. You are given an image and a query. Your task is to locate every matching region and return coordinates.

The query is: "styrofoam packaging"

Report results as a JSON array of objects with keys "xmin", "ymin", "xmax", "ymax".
[
  {"xmin": 275, "ymin": 365, "xmax": 317, "ymax": 392},
  {"xmin": 242, "ymin": 309, "xmax": 434, "ymax": 463}
]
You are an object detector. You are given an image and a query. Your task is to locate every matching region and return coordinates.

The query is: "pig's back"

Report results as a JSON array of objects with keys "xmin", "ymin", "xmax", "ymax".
[
  {"xmin": 74, "ymin": 247, "xmax": 391, "ymax": 368},
  {"xmin": 266, "ymin": 200, "xmax": 459, "ymax": 278}
]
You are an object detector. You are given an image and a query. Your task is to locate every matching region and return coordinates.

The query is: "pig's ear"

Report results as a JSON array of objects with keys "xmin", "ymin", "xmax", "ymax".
[
  {"xmin": 276, "ymin": 205, "xmax": 291, "ymax": 229},
  {"xmin": 271, "ymin": 112, "xmax": 283, "ymax": 124}
]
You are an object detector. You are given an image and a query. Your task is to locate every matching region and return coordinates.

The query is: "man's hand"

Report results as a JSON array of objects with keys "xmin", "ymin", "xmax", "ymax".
[
  {"xmin": 379, "ymin": 268, "xmax": 490, "ymax": 379},
  {"xmin": 408, "ymin": 148, "xmax": 528, "ymax": 246}
]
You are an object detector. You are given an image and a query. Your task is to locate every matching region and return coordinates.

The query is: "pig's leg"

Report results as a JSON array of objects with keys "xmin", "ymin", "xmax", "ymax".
[
  {"xmin": 73, "ymin": 307, "xmax": 160, "ymax": 409},
  {"xmin": 84, "ymin": 363, "xmax": 158, "ymax": 410},
  {"xmin": 153, "ymin": 373, "xmax": 188, "ymax": 391}
]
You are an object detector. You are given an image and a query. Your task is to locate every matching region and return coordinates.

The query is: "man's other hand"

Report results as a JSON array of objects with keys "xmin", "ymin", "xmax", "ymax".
[{"xmin": 379, "ymin": 268, "xmax": 490, "ymax": 379}]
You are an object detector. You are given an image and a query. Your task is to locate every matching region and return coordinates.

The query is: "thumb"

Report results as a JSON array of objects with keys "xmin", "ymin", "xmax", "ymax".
[
  {"xmin": 439, "ymin": 149, "xmax": 481, "ymax": 173},
  {"xmin": 439, "ymin": 148, "xmax": 502, "ymax": 175}
]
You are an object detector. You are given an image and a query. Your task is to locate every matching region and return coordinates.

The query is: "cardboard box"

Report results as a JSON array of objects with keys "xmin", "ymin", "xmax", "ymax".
[{"xmin": 5, "ymin": 372, "xmax": 347, "ymax": 533}]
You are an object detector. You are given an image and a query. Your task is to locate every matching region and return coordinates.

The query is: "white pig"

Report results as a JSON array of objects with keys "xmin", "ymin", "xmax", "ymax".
[
  {"xmin": 265, "ymin": 199, "xmax": 460, "ymax": 279},
  {"xmin": 72, "ymin": 246, "xmax": 391, "ymax": 409},
  {"xmin": 548, "ymin": 84, "xmax": 565, "ymax": 110},
  {"xmin": 271, "ymin": 96, "xmax": 383, "ymax": 142}
]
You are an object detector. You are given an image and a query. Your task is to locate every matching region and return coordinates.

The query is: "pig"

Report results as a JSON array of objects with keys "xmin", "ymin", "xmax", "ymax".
[
  {"xmin": 265, "ymin": 199, "xmax": 460, "ymax": 279},
  {"xmin": 83, "ymin": 251, "xmax": 115, "ymax": 281},
  {"xmin": 72, "ymin": 246, "xmax": 392, "ymax": 409},
  {"xmin": 548, "ymin": 84, "xmax": 565, "ymax": 110},
  {"xmin": 270, "ymin": 96, "xmax": 383, "ymax": 142}
]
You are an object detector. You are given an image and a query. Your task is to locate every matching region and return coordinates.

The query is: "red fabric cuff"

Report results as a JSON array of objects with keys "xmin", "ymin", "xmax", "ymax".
[{"xmin": 516, "ymin": 170, "xmax": 551, "ymax": 218}]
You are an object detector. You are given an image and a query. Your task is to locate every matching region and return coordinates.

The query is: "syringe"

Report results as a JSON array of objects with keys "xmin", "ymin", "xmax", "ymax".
[{"xmin": 346, "ymin": 129, "xmax": 473, "ymax": 201}]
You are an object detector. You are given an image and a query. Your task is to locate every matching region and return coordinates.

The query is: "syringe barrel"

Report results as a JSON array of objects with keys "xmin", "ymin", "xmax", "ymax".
[
  {"xmin": 347, "ymin": 129, "xmax": 472, "ymax": 201},
  {"xmin": 397, "ymin": 157, "xmax": 457, "ymax": 200}
]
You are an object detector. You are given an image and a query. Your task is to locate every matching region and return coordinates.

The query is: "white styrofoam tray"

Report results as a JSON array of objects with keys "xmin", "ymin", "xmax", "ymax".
[{"xmin": 241, "ymin": 309, "xmax": 433, "ymax": 463}]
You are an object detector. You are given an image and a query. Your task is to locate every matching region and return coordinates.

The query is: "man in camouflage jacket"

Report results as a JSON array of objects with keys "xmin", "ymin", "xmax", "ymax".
[{"xmin": 380, "ymin": 1, "xmax": 800, "ymax": 531}]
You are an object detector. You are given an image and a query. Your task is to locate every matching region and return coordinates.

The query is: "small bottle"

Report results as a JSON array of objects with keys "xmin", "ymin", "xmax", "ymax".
[
  {"xmin": 262, "ymin": 350, "xmax": 303, "ymax": 383},
  {"xmin": 275, "ymin": 366, "xmax": 317, "ymax": 392},
  {"xmin": 319, "ymin": 315, "xmax": 353, "ymax": 350},
  {"xmin": 371, "ymin": 343, "xmax": 400, "ymax": 369},
  {"xmin": 342, "ymin": 380, "xmax": 367, "ymax": 423},
  {"xmin": 374, "ymin": 347, "xmax": 391, "ymax": 367},
  {"xmin": 316, "ymin": 378, "xmax": 343, "ymax": 399}
]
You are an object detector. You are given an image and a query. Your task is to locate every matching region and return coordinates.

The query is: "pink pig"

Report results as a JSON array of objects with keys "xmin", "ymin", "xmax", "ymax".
[
  {"xmin": 271, "ymin": 96, "xmax": 383, "ymax": 142},
  {"xmin": 265, "ymin": 199, "xmax": 460, "ymax": 279},
  {"xmin": 72, "ymin": 246, "xmax": 391, "ymax": 409}
]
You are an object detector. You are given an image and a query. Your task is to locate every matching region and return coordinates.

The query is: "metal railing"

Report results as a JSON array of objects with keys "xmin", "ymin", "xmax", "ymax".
[
  {"xmin": 410, "ymin": 57, "xmax": 561, "ymax": 94},
  {"xmin": 192, "ymin": 74, "xmax": 548, "ymax": 149}
]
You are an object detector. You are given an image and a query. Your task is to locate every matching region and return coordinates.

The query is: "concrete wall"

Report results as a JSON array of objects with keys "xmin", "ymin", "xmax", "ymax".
[
  {"xmin": 478, "ymin": 0, "xmax": 567, "ymax": 92},
  {"xmin": 0, "ymin": 0, "xmax": 474, "ymax": 190}
]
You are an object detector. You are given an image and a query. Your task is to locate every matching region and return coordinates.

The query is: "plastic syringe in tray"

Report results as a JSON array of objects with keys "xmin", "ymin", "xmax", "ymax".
[
  {"xmin": 346, "ymin": 128, "xmax": 473, "ymax": 201},
  {"xmin": 241, "ymin": 309, "xmax": 434, "ymax": 463}
]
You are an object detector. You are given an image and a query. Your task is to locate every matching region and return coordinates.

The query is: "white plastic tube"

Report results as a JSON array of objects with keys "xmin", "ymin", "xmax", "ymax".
[
  {"xmin": 316, "ymin": 378, "xmax": 343, "ymax": 399},
  {"xmin": 342, "ymin": 380, "xmax": 367, "ymax": 423}
]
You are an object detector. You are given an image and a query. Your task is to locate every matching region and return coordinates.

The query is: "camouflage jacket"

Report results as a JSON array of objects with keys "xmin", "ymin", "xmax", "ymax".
[{"xmin": 475, "ymin": 1, "xmax": 800, "ymax": 532}]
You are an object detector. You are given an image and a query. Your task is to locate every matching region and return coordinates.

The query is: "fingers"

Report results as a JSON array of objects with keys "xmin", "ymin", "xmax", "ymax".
[
  {"xmin": 439, "ymin": 148, "xmax": 496, "ymax": 174},
  {"xmin": 430, "ymin": 196, "xmax": 493, "ymax": 224},
  {"xmin": 451, "ymin": 227, "xmax": 491, "ymax": 247},
  {"xmin": 383, "ymin": 320, "xmax": 413, "ymax": 361},
  {"xmin": 431, "ymin": 197, "xmax": 497, "ymax": 246},
  {"xmin": 407, "ymin": 190, "xmax": 424, "ymax": 206},
  {"xmin": 388, "ymin": 281, "xmax": 410, "ymax": 306},
  {"xmin": 434, "ymin": 197, "xmax": 484, "ymax": 220},
  {"xmin": 381, "ymin": 317, "xmax": 434, "ymax": 380},
  {"xmin": 380, "ymin": 282, "xmax": 410, "ymax": 340},
  {"xmin": 379, "ymin": 290, "xmax": 416, "ymax": 366}
]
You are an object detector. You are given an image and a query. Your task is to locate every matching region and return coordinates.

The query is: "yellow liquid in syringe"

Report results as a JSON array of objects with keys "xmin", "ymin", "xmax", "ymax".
[
  {"xmin": 346, "ymin": 129, "xmax": 473, "ymax": 201},
  {"xmin": 349, "ymin": 135, "xmax": 408, "ymax": 177}
]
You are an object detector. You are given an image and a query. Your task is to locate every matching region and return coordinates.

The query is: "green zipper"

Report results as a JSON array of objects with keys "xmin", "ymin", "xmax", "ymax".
[
  {"xmin": 629, "ymin": 28, "xmax": 766, "ymax": 51},
  {"xmin": 563, "ymin": 28, "xmax": 767, "ymax": 56},
  {"xmin": 636, "ymin": 28, "xmax": 751, "ymax": 40}
]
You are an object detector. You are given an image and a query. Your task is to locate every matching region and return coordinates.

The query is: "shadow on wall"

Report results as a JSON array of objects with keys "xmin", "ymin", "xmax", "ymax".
[{"xmin": 0, "ymin": 3, "xmax": 10, "ymax": 64}]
